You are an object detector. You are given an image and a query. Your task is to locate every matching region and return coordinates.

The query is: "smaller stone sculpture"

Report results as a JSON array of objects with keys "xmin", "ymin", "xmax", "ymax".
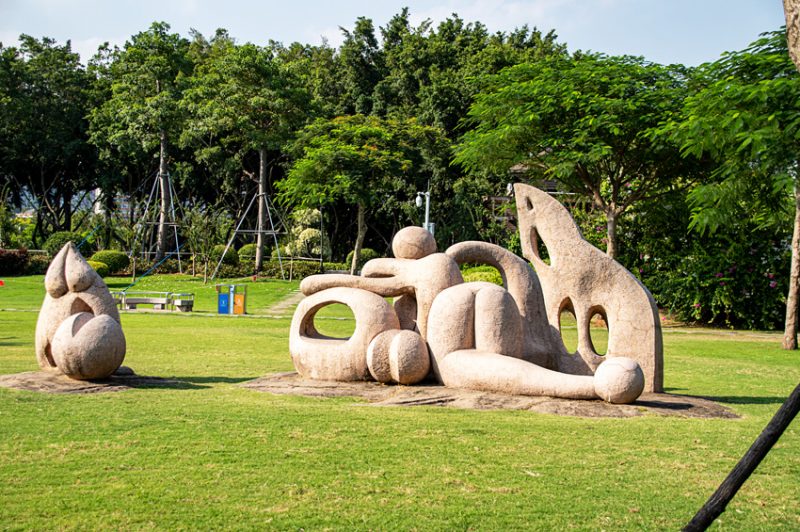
[{"xmin": 35, "ymin": 243, "xmax": 126, "ymax": 380}]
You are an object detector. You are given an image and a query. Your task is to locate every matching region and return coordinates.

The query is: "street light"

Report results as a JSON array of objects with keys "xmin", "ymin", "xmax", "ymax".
[{"xmin": 416, "ymin": 189, "xmax": 433, "ymax": 235}]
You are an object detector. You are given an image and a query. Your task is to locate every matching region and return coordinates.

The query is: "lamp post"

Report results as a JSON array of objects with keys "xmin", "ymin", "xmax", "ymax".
[{"xmin": 416, "ymin": 189, "xmax": 433, "ymax": 235}]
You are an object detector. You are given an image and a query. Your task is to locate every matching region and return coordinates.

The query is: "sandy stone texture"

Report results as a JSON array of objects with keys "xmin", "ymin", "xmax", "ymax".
[{"xmin": 35, "ymin": 243, "xmax": 126, "ymax": 380}]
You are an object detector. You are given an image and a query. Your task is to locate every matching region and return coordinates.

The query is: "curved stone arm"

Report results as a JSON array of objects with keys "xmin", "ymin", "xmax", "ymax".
[
  {"xmin": 300, "ymin": 253, "xmax": 463, "ymax": 340},
  {"xmin": 445, "ymin": 241, "xmax": 564, "ymax": 369},
  {"xmin": 289, "ymin": 287, "xmax": 400, "ymax": 381}
]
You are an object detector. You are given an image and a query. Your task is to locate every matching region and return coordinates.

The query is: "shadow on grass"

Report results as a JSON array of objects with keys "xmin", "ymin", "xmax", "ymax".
[
  {"xmin": 635, "ymin": 399, "xmax": 692, "ymax": 411},
  {"xmin": 698, "ymin": 395, "xmax": 789, "ymax": 405},
  {"xmin": 168, "ymin": 376, "xmax": 254, "ymax": 384},
  {"xmin": 664, "ymin": 388, "xmax": 787, "ymax": 405},
  {"xmin": 103, "ymin": 376, "xmax": 210, "ymax": 390},
  {"xmin": 0, "ymin": 337, "xmax": 24, "ymax": 346},
  {"xmin": 127, "ymin": 380, "xmax": 210, "ymax": 390}
]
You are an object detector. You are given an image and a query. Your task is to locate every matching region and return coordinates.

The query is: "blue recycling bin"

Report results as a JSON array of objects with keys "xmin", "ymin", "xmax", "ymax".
[{"xmin": 217, "ymin": 291, "xmax": 230, "ymax": 314}]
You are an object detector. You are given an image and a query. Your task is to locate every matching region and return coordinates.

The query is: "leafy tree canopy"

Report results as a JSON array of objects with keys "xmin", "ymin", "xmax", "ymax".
[{"xmin": 456, "ymin": 53, "xmax": 693, "ymax": 257}]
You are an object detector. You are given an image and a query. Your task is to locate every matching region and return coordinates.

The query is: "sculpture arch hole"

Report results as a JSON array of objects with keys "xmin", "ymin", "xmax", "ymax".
[
  {"xmin": 558, "ymin": 299, "xmax": 578, "ymax": 354},
  {"xmin": 462, "ymin": 264, "xmax": 504, "ymax": 287},
  {"xmin": 531, "ymin": 228, "xmax": 551, "ymax": 266},
  {"xmin": 587, "ymin": 306, "xmax": 609, "ymax": 356},
  {"xmin": 309, "ymin": 303, "xmax": 356, "ymax": 339}
]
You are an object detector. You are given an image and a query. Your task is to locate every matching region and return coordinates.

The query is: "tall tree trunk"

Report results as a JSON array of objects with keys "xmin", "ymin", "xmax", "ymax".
[
  {"xmin": 155, "ymin": 129, "xmax": 170, "ymax": 261},
  {"xmin": 605, "ymin": 209, "xmax": 618, "ymax": 260},
  {"xmin": 785, "ymin": 0, "xmax": 800, "ymax": 68},
  {"xmin": 62, "ymin": 189, "xmax": 73, "ymax": 232},
  {"xmin": 782, "ymin": 181, "xmax": 800, "ymax": 350},
  {"xmin": 255, "ymin": 148, "xmax": 267, "ymax": 273},
  {"xmin": 349, "ymin": 202, "xmax": 367, "ymax": 275}
]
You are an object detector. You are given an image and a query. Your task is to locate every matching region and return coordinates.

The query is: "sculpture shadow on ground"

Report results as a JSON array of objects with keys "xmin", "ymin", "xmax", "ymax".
[
  {"xmin": 118, "ymin": 376, "xmax": 209, "ymax": 391},
  {"xmin": 697, "ymin": 394, "xmax": 791, "ymax": 405},
  {"xmin": 173, "ymin": 376, "xmax": 254, "ymax": 384},
  {"xmin": 0, "ymin": 370, "xmax": 209, "ymax": 394},
  {"xmin": 0, "ymin": 337, "xmax": 25, "ymax": 346},
  {"xmin": 665, "ymin": 387, "xmax": 789, "ymax": 405}
]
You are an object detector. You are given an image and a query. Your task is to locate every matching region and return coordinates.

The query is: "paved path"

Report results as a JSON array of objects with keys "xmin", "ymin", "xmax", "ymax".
[{"xmin": 266, "ymin": 289, "xmax": 304, "ymax": 317}]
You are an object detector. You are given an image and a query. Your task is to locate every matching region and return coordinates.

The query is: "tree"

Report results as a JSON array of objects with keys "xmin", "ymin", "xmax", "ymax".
[
  {"xmin": 668, "ymin": 29, "xmax": 800, "ymax": 349},
  {"xmin": 455, "ymin": 54, "xmax": 693, "ymax": 258},
  {"xmin": 279, "ymin": 115, "xmax": 449, "ymax": 274},
  {"xmin": 89, "ymin": 22, "xmax": 191, "ymax": 260},
  {"xmin": 182, "ymin": 39, "xmax": 310, "ymax": 272},
  {"xmin": 0, "ymin": 35, "xmax": 97, "ymax": 243},
  {"xmin": 337, "ymin": 17, "xmax": 385, "ymax": 115}
]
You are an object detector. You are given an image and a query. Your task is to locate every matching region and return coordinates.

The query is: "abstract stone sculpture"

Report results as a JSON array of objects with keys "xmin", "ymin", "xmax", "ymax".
[
  {"xmin": 35, "ymin": 243, "xmax": 126, "ymax": 380},
  {"xmin": 289, "ymin": 184, "xmax": 663, "ymax": 404}
]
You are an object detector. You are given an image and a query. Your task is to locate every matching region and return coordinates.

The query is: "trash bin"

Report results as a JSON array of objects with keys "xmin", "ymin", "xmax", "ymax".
[{"xmin": 216, "ymin": 284, "xmax": 247, "ymax": 315}]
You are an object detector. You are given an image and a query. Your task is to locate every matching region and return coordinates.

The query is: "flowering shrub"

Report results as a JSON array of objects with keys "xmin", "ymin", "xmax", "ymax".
[{"xmin": 621, "ymin": 205, "xmax": 789, "ymax": 330}]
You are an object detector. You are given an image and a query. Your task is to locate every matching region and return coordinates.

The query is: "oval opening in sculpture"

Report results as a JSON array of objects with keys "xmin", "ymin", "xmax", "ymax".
[
  {"xmin": 587, "ymin": 306, "xmax": 609, "ymax": 356},
  {"xmin": 308, "ymin": 303, "xmax": 356, "ymax": 339},
  {"xmin": 558, "ymin": 299, "xmax": 578, "ymax": 354},
  {"xmin": 531, "ymin": 228, "xmax": 551, "ymax": 266},
  {"xmin": 461, "ymin": 264, "xmax": 504, "ymax": 287}
]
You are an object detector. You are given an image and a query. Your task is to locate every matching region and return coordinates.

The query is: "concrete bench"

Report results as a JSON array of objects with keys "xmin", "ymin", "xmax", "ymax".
[
  {"xmin": 123, "ymin": 292, "xmax": 170, "ymax": 310},
  {"xmin": 170, "ymin": 293, "xmax": 194, "ymax": 312},
  {"xmin": 110, "ymin": 291, "xmax": 195, "ymax": 312}
]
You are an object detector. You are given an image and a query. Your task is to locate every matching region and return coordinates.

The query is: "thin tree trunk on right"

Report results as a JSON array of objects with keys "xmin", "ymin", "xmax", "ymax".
[
  {"xmin": 782, "ymin": 181, "xmax": 800, "ymax": 350},
  {"xmin": 349, "ymin": 203, "xmax": 367, "ymax": 275},
  {"xmin": 155, "ymin": 129, "xmax": 170, "ymax": 262},
  {"xmin": 605, "ymin": 209, "xmax": 618, "ymax": 260}
]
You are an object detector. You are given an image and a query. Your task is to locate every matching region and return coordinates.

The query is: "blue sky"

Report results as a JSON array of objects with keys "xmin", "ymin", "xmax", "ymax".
[{"xmin": 0, "ymin": 0, "xmax": 786, "ymax": 66}]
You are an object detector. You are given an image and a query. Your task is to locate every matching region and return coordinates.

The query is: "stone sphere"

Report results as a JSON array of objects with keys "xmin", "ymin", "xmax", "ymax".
[
  {"xmin": 389, "ymin": 330, "xmax": 430, "ymax": 384},
  {"xmin": 367, "ymin": 330, "xmax": 395, "ymax": 383},
  {"xmin": 392, "ymin": 226, "xmax": 436, "ymax": 259},
  {"xmin": 51, "ymin": 312, "xmax": 126, "ymax": 380},
  {"xmin": 593, "ymin": 357, "xmax": 645, "ymax": 404},
  {"xmin": 367, "ymin": 329, "xmax": 430, "ymax": 385}
]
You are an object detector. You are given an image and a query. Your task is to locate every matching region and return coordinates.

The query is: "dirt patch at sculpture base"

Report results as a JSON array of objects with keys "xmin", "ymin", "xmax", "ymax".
[
  {"xmin": 0, "ymin": 367, "xmax": 197, "ymax": 394},
  {"xmin": 244, "ymin": 372, "xmax": 739, "ymax": 419}
]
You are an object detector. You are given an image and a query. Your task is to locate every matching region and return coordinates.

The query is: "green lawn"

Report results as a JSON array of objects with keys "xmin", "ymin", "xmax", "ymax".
[{"xmin": 0, "ymin": 275, "xmax": 798, "ymax": 530}]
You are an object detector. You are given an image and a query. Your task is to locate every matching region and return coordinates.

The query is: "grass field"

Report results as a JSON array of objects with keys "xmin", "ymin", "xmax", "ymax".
[{"xmin": 0, "ymin": 275, "xmax": 798, "ymax": 530}]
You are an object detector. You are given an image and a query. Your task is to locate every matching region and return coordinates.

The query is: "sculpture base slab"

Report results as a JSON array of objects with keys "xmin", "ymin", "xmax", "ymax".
[
  {"xmin": 0, "ymin": 367, "xmax": 190, "ymax": 394},
  {"xmin": 244, "ymin": 372, "xmax": 738, "ymax": 419}
]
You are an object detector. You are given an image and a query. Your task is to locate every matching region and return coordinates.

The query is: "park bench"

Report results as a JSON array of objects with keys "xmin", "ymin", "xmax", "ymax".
[
  {"xmin": 120, "ymin": 291, "xmax": 170, "ymax": 310},
  {"xmin": 109, "ymin": 291, "xmax": 195, "ymax": 312},
  {"xmin": 170, "ymin": 293, "xmax": 195, "ymax": 312}
]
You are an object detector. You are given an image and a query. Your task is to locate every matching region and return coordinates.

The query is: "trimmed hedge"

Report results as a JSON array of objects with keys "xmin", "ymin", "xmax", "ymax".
[
  {"xmin": 87, "ymin": 260, "xmax": 110, "ymax": 277},
  {"xmin": 211, "ymin": 244, "xmax": 239, "ymax": 266},
  {"xmin": 90, "ymin": 250, "xmax": 130, "ymax": 274},
  {"xmin": 238, "ymin": 243, "xmax": 262, "ymax": 262},
  {"xmin": 24, "ymin": 254, "xmax": 50, "ymax": 275},
  {"xmin": 43, "ymin": 232, "xmax": 89, "ymax": 257},
  {"xmin": 345, "ymin": 248, "xmax": 380, "ymax": 271},
  {"xmin": 0, "ymin": 249, "xmax": 29, "ymax": 275}
]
